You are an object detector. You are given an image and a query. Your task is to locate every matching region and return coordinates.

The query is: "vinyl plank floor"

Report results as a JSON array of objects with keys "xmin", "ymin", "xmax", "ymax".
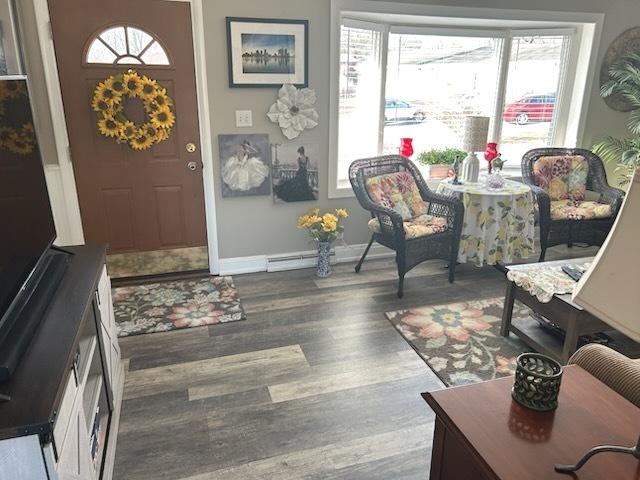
[{"xmin": 114, "ymin": 247, "xmax": 588, "ymax": 479}]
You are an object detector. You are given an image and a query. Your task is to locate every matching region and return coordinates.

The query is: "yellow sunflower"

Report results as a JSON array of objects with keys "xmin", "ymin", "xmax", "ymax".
[
  {"xmin": 140, "ymin": 76, "xmax": 158, "ymax": 98},
  {"xmin": 154, "ymin": 127, "xmax": 170, "ymax": 142},
  {"xmin": 152, "ymin": 89, "xmax": 172, "ymax": 108},
  {"xmin": 150, "ymin": 107, "xmax": 175, "ymax": 129},
  {"xmin": 91, "ymin": 95, "xmax": 113, "ymax": 114},
  {"xmin": 3, "ymin": 80, "xmax": 26, "ymax": 99},
  {"xmin": 105, "ymin": 76, "xmax": 126, "ymax": 95},
  {"xmin": 123, "ymin": 72, "xmax": 143, "ymax": 97},
  {"xmin": 97, "ymin": 116, "xmax": 120, "ymax": 138},
  {"xmin": 130, "ymin": 133, "xmax": 154, "ymax": 151},
  {"xmin": 95, "ymin": 81, "xmax": 119, "ymax": 103},
  {"xmin": 139, "ymin": 123, "xmax": 158, "ymax": 139},
  {"xmin": 119, "ymin": 120, "xmax": 137, "ymax": 141},
  {"xmin": 7, "ymin": 131, "xmax": 33, "ymax": 155}
]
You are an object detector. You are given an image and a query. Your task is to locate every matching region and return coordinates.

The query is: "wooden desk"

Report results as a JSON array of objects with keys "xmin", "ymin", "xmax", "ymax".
[
  {"xmin": 423, "ymin": 366, "xmax": 640, "ymax": 480},
  {"xmin": 501, "ymin": 258, "xmax": 609, "ymax": 364}
]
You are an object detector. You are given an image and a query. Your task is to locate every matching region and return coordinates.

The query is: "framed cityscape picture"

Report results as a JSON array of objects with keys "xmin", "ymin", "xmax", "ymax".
[{"xmin": 226, "ymin": 17, "xmax": 308, "ymax": 88}]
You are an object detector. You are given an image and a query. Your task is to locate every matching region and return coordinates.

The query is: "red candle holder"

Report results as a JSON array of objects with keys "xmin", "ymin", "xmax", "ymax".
[{"xmin": 399, "ymin": 138, "xmax": 414, "ymax": 158}]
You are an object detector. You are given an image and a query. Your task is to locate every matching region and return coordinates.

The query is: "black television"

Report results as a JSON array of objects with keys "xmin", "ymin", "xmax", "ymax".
[{"xmin": 0, "ymin": 77, "xmax": 67, "ymax": 383}]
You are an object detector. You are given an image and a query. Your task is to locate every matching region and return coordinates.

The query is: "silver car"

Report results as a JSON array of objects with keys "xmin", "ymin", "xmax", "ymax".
[{"xmin": 385, "ymin": 99, "xmax": 427, "ymax": 123}]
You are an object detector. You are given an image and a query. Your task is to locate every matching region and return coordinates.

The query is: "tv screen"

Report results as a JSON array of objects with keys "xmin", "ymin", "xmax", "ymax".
[{"xmin": 0, "ymin": 78, "xmax": 57, "ymax": 330}]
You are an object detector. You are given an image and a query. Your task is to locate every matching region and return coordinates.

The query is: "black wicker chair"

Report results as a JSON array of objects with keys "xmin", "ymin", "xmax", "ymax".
[
  {"xmin": 521, "ymin": 148, "xmax": 625, "ymax": 262},
  {"xmin": 349, "ymin": 155, "xmax": 464, "ymax": 298}
]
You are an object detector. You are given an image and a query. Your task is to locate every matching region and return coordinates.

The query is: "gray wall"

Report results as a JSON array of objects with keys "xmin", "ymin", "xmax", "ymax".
[
  {"xmin": 204, "ymin": 0, "xmax": 635, "ymax": 259},
  {"xmin": 203, "ymin": 0, "xmax": 372, "ymax": 259},
  {"xmin": 16, "ymin": 0, "xmax": 637, "ymax": 259}
]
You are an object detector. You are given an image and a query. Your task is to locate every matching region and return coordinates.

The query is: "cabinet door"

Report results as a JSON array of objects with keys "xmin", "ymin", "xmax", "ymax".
[{"xmin": 57, "ymin": 405, "xmax": 95, "ymax": 480}]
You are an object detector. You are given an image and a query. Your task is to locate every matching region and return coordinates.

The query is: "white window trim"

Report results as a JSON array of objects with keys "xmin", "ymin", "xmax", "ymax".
[{"xmin": 328, "ymin": 0, "xmax": 604, "ymax": 198}]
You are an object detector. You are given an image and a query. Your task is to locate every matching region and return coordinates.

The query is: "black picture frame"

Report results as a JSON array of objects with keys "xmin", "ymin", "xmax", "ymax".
[{"xmin": 226, "ymin": 17, "xmax": 309, "ymax": 88}]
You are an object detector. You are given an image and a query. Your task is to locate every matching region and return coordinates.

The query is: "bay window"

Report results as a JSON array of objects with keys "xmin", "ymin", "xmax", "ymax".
[{"xmin": 329, "ymin": 3, "xmax": 598, "ymax": 198}]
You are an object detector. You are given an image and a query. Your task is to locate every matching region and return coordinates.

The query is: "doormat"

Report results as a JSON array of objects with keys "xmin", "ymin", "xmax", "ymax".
[{"xmin": 113, "ymin": 276, "xmax": 245, "ymax": 337}]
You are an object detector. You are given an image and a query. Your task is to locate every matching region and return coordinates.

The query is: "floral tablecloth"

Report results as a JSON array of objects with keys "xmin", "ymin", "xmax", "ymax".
[
  {"xmin": 506, "ymin": 260, "xmax": 592, "ymax": 303},
  {"xmin": 437, "ymin": 179, "xmax": 535, "ymax": 266}
]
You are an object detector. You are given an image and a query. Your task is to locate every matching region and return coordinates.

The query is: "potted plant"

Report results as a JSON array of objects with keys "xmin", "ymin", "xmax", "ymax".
[
  {"xmin": 594, "ymin": 52, "xmax": 640, "ymax": 186},
  {"xmin": 416, "ymin": 148, "xmax": 467, "ymax": 180},
  {"xmin": 297, "ymin": 208, "xmax": 348, "ymax": 277}
]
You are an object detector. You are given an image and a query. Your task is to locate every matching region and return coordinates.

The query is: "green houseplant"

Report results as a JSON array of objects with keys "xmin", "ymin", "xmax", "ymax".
[
  {"xmin": 593, "ymin": 52, "xmax": 640, "ymax": 185},
  {"xmin": 416, "ymin": 148, "xmax": 466, "ymax": 180}
]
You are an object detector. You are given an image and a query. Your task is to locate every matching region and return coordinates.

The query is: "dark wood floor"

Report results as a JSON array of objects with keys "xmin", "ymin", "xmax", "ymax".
[{"xmin": 113, "ymin": 246, "xmax": 596, "ymax": 479}]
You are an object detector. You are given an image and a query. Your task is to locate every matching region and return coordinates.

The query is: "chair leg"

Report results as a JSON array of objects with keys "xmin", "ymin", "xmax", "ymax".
[
  {"xmin": 397, "ymin": 274, "xmax": 405, "ymax": 298},
  {"xmin": 539, "ymin": 224, "xmax": 550, "ymax": 262},
  {"xmin": 396, "ymin": 253, "xmax": 406, "ymax": 298},
  {"xmin": 355, "ymin": 235, "xmax": 374, "ymax": 273},
  {"xmin": 448, "ymin": 261, "xmax": 456, "ymax": 283}
]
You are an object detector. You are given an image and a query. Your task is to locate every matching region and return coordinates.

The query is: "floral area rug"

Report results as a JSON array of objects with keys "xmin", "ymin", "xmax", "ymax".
[
  {"xmin": 112, "ymin": 276, "xmax": 245, "ymax": 337},
  {"xmin": 386, "ymin": 298, "xmax": 531, "ymax": 386}
]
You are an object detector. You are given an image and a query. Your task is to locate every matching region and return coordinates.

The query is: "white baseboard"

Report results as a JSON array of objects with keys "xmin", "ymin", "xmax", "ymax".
[{"xmin": 218, "ymin": 242, "xmax": 394, "ymax": 276}]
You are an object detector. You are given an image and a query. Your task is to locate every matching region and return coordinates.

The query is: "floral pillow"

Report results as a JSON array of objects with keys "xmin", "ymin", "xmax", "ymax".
[
  {"xmin": 365, "ymin": 171, "xmax": 428, "ymax": 220},
  {"xmin": 532, "ymin": 155, "xmax": 588, "ymax": 202}
]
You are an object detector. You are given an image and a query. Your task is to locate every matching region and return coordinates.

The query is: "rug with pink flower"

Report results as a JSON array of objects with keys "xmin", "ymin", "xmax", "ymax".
[
  {"xmin": 112, "ymin": 276, "xmax": 245, "ymax": 337},
  {"xmin": 386, "ymin": 298, "xmax": 532, "ymax": 386}
]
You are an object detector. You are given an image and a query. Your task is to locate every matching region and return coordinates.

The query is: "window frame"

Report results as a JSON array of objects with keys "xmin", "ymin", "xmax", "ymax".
[{"xmin": 328, "ymin": 0, "xmax": 603, "ymax": 198}]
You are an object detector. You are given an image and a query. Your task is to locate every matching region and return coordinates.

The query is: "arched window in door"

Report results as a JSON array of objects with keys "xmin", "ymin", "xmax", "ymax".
[{"xmin": 85, "ymin": 25, "xmax": 170, "ymax": 65}]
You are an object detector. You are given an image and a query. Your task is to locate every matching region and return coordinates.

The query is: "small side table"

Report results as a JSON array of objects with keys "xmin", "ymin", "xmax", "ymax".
[
  {"xmin": 501, "ymin": 258, "xmax": 609, "ymax": 364},
  {"xmin": 423, "ymin": 366, "xmax": 640, "ymax": 480},
  {"xmin": 436, "ymin": 179, "xmax": 535, "ymax": 266}
]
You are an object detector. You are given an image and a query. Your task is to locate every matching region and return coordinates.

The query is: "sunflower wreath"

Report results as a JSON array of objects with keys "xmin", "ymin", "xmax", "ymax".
[
  {"xmin": 0, "ymin": 80, "xmax": 37, "ymax": 156},
  {"xmin": 91, "ymin": 70, "xmax": 175, "ymax": 151}
]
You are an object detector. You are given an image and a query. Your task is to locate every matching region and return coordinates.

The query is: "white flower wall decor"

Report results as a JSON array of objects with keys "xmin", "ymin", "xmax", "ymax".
[{"xmin": 267, "ymin": 84, "xmax": 319, "ymax": 140}]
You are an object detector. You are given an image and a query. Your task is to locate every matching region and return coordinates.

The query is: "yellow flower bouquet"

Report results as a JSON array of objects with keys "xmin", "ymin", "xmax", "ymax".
[{"xmin": 297, "ymin": 208, "xmax": 348, "ymax": 244}]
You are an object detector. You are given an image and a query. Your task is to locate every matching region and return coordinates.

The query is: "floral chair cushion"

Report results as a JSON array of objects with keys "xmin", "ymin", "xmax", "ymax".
[
  {"xmin": 368, "ymin": 214, "xmax": 448, "ymax": 239},
  {"xmin": 365, "ymin": 171, "xmax": 428, "ymax": 220},
  {"xmin": 550, "ymin": 200, "xmax": 613, "ymax": 221},
  {"xmin": 533, "ymin": 155, "xmax": 589, "ymax": 202}
]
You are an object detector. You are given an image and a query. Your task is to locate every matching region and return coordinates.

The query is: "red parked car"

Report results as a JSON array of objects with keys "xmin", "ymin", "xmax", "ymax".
[{"xmin": 503, "ymin": 94, "xmax": 556, "ymax": 125}]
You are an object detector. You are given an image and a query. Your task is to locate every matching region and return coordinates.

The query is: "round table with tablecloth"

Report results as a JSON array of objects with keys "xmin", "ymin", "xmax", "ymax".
[{"xmin": 436, "ymin": 178, "xmax": 536, "ymax": 266}]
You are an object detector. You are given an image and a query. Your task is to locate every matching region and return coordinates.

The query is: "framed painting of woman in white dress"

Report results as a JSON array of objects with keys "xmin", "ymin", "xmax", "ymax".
[{"xmin": 218, "ymin": 134, "xmax": 271, "ymax": 197}]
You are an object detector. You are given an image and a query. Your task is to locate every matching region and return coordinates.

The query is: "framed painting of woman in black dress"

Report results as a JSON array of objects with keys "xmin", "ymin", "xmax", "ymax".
[{"xmin": 272, "ymin": 143, "xmax": 318, "ymax": 203}]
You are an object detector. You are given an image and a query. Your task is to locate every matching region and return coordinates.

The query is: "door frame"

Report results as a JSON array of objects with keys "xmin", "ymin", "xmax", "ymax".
[{"xmin": 31, "ymin": 0, "xmax": 220, "ymax": 274}]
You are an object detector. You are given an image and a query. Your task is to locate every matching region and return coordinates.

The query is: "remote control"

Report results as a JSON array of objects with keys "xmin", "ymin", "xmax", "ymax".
[{"xmin": 562, "ymin": 265, "xmax": 584, "ymax": 282}]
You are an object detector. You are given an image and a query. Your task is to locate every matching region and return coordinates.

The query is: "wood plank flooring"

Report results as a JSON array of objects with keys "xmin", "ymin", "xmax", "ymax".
[{"xmin": 113, "ymin": 246, "xmax": 597, "ymax": 479}]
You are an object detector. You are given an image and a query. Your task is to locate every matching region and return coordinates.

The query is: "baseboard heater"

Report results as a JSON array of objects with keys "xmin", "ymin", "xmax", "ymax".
[{"xmin": 266, "ymin": 250, "xmax": 335, "ymax": 273}]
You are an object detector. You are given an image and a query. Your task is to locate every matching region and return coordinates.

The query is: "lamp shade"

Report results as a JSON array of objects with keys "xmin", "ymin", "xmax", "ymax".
[
  {"xmin": 572, "ymin": 168, "xmax": 640, "ymax": 342},
  {"xmin": 462, "ymin": 116, "xmax": 490, "ymax": 152}
]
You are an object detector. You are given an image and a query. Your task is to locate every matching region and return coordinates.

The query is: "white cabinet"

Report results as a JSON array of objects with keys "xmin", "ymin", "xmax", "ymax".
[{"xmin": 0, "ymin": 259, "xmax": 123, "ymax": 480}]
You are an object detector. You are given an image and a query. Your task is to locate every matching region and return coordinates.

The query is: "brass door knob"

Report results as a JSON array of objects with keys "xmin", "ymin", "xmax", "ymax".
[{"xmin": 186, "ymin": 142, "xmax": 197, "ymax": 153}]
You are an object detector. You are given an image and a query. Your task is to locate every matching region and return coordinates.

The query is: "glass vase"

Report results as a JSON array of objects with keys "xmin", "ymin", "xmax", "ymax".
[{"xmin": 317, "ymin": 241, "xmax": 332, "ymax": 278}]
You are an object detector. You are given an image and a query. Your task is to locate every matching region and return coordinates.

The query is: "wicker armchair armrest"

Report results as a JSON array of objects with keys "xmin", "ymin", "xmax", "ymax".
[
  {"xmin": 569, "ymin": 344, "xmax": 640, "ymax": 408},
  {"xmin": 595, "ymin": 185, "xmax": 625, "ymax": 213},
  {"xmin": 424, "ymin": 190, "xmax": 464, "ymax": 226},
  {"xmin": 528, "ymin": 184, "xmax": 551, "ymax": 220},
  {"xmin": 368, "ymin": 204, "xmax": 406, "ymax": 241}
]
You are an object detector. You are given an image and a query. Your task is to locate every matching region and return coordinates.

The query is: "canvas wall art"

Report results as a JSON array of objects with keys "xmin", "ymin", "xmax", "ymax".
[
  {"xmin": 226, "ymin": 17, "xmax": 308, "ymax": 87},
  {"xmin": 272, "ymin": 143, "xmax": 318, "ymax": 203},
  {"xmin": 218, "ymin": 134, "xmax": 271, "ymax": 197}
]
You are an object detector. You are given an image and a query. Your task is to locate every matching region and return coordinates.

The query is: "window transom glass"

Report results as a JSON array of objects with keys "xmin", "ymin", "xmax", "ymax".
[{"xmin": 86, "ymin": 26, "xmax": 170, "ymax": 66}]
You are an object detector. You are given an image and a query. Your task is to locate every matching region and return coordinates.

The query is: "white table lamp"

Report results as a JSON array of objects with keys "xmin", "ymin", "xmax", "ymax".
[
  {"xmin": 461, "ymin": 116, "xmax": 490, "ymax": 183},
  {"xmin": 555, "ymin": 167, "xmax": 640, "ymax": 473}
]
